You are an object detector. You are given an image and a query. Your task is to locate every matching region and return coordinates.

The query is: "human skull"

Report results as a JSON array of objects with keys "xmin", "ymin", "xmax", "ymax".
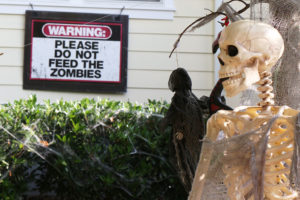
[{"xmin": 218, "ymin": 20, "xmax": 284, "ymax": 97}]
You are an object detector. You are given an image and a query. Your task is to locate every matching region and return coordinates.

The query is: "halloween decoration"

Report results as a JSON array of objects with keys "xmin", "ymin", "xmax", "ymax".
[
  {"xmin": 208, "ymin": 78, "xmax": 232, "ymax": 115},
  {"xmin": 166, "ymin": 1, "xmax": 243, "ymax": 189},
  {"xmin": 189, "ymin": 20, "xmax": 300, "ymax": 200},
  {"xmin": 163, "ymin": 68, "xmax": 206, "ymax": 192},
  {"xmin": 217, "ymin": 20, "xmax": 284, "ymax": 99},
  {"xmin": 163, "ymin": 68, "xmax": 232, "ymax": 192}
]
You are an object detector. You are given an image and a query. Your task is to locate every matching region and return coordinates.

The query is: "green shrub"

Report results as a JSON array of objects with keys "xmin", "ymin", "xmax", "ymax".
[{"xmin": 0, "ymin": 95, "xmax": 186, "ymax": 200}]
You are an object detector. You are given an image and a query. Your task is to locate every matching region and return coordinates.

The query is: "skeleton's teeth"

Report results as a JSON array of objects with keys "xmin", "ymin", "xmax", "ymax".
[
  {"xmin": 222, "ymin": 73, "xmax": 243, "ymax": 86},
  {"xmin": 219, "ymin": 71, "xmax": 242, "ymax": 79}
]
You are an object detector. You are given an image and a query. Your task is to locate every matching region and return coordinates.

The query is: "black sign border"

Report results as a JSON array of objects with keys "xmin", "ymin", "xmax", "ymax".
[{"xmin": 23, "ymin": 10, "xmax": 128, "ymax": 93}]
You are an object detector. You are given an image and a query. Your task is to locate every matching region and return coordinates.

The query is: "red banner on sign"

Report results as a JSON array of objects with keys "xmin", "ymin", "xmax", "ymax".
[{"xmin": 42, "ymin": 23, "xmax": 112, "ymax": 39}]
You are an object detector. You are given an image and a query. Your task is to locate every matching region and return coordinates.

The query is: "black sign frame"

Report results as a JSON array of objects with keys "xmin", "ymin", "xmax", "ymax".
[{"xmin": 23, "ymin": 10, "xmax": 128, "ymax": 93}]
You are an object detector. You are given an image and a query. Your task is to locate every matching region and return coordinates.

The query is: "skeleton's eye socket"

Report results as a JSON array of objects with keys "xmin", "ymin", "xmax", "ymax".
[{"xmin": 228, "ymin": 45, "xmax": 238, "ymax": 57}]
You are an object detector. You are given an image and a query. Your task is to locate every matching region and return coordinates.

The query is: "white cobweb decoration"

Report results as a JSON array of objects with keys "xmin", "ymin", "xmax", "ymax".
[
  {"xmin": 192, "ymin": 117, "xmax": 278, "ymax": 199},
  {"xmin": 240, "ymin": 0, "xmax": 300, "ymax": 109}
]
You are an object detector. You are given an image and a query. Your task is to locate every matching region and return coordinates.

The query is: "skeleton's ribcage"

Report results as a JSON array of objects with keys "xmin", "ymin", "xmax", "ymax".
[
  {"xmin": 217, "ymin": 110, "xmax": 298, "ymax": 200},
  {"xmin": 264, "ymin": 118, "xmax": 296, "ymax": 199}
]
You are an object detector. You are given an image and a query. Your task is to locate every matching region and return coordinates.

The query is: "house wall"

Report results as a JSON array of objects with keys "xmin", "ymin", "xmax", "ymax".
[{"xmin": 0, "ymin": 0, "xmax": 216, "ymax": 104}]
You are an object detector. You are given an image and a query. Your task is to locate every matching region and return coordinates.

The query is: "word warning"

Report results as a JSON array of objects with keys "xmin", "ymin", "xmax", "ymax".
[{"xmin": 24, "ymin": 11, "xmax": 128, "ymax": 93}]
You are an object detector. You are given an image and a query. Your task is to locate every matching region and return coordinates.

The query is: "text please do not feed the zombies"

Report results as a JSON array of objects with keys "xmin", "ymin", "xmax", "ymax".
[{"xmin": 30, "ymin": 21, "xmax": 123, "ymax": 83}]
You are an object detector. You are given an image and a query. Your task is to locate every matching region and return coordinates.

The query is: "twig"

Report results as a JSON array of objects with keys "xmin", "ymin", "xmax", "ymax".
[
  {"xmin": 169, "ymin": 0, "xmax": 250, "ymax": 58},
  {"xmin": 169, "ymin": 12, "xmax": 226, "ymax": 58}
]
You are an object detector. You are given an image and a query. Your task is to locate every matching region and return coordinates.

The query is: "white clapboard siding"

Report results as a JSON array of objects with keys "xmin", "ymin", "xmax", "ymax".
[
  {"xmin": 0, "ymin": 29, "xmax": 24, "ymax": 47},
  {"xmin": 129, "ymin": 34, "xmax": 213, "ymax": 53},
  {"xmin": 0, "ymin": 48, "xmax": 24, "ymax": 66},
  {"xmin": 0, "ymin": 14, "xmax": 25, "ymax": 29},
  {"xmin": 0, "ymin": 14, "xmax": 214, "ymax": 36},
  {"xmin": 130, "ymin": 17, "xmax": 214, "ymax": 35},
  {"xmin": 0, "ymin": 85, "xmax": 211, "ymax": 103},
  {"xmin": 0, "ymin": 0, "xmax": 217, "ymax": 104},
  {"xmin": 0, "ymin": 66, "xmax": 213, "ymax": 90},
  {"xmin": 175, "ymin": 0, "xmax": 214, "ymax": 17},
  {"xmin": 0, "ymin": 0, "xmax": 215, "ymax": 30},
  {"xmin": 129, "ymin": 51, "xmax": 213, "ymax": 71}
]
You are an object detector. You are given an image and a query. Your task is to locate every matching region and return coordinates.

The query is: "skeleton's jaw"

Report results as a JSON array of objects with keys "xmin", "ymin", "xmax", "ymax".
[
  {"xmin": 220, "ymin": 72, "xmax": 243, "ymax": 86},
  {"xmin": 219, "ymin": 71, "xmax": 245, "ymax": 97}
]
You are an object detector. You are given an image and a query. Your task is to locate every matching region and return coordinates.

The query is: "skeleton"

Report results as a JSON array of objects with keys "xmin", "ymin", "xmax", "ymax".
[{"xmin": 188, "ymin": 20, "xmax": 300, "ymax": 199}]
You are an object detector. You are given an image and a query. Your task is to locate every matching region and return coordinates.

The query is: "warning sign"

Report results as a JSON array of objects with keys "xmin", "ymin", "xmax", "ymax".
[{"xmin": 23, "ymin": 11, "xmax": 128, "ymax": 93}]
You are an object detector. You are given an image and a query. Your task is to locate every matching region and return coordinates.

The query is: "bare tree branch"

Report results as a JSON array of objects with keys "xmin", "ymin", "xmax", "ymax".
[
  {"xmin": 169, "ymin": 12, "xmax": 226, "ymax": 58},
  {"xmin": 169, "ymin": 0, "xmax": 250, "ymax": 58}
]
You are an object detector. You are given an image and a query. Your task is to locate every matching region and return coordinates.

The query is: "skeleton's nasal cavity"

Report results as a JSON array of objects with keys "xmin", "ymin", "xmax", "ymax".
[{"xmin": 218, "ymin": 57, "xmax": 225, "ymax": 66}]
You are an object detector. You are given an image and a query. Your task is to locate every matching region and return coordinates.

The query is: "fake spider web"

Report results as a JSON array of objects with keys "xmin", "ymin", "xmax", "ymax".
[
  {"xmin": 192, "ymin": 117, "xmax": 276, "ymax": 199},
  {"xmin": 191, "ymin": 113, "xmax": 300, "ymax": 199},
  {"xmin": 240, "ymin": 0, "xmax": 300, "ymax": 110}
]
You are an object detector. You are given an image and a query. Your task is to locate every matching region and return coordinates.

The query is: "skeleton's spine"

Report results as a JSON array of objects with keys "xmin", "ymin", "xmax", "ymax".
[{"xmin": 257, "ymin": 71, "xmax": 275, "ymax": 109}]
